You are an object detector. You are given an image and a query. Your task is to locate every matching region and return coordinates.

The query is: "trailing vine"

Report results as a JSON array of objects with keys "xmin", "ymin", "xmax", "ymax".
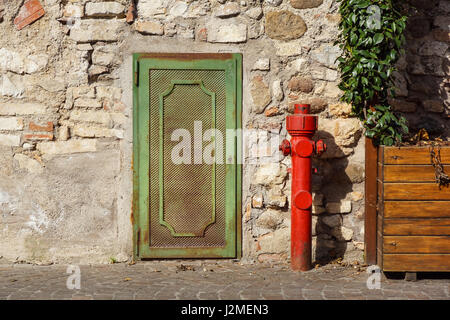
[{"xmin": 336, "ymin": 0, "xmax": 409, "ymax": 146}]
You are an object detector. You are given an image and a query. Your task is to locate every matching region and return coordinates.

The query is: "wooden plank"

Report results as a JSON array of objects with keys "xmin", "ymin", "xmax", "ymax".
[
  {"xmin": 365, "ymin": 137, "xmax": 378, "ymax": 265},
  {"xmin": 383, "ymin": 236, "xmax": 450, "ymax": 253},
  {"xmin": 384, "ymin": 147, "xmax": 450, "ymax": 165},
  {"xmin": 384, "ymin": 201, "xmax": 450, "ymax": 218},
  {"xmin": 384, "ymin": 183, "xmax": 450, "ymax": 200},
  {"xmin": 383, "ymin": 254, "xmax": 450, "ymax": 272},
  {"xmin": 384, "ymin": 218, "xmax": 450, "ymax": 235},
  {"xmin": 383, "ymin": 165, "xmax": 450, "ymax": 182},
  {"xmin": 377, "ymin": 207, "xmax": 384, "ymax": 268},
  {"xmin": 377, "ymin": 177, "xmax": 383, "ymax": 199},
  {"xmin": 377, "ymin": 248, "xmax": 383, "ymax": 269},
  {"xmin": 377, "ymin": 162, "xmax": 383, "ymax": 182}
]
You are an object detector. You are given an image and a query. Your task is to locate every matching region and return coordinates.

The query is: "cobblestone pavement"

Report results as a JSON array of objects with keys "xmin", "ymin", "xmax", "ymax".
[{"xmin": 0, "ymin": 260, "xmax": 449, "ymax": 300}]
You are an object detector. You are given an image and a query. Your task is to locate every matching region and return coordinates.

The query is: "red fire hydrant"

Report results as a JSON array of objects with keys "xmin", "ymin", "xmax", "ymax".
[{"xmin": 279, "ymin": 104, "xmax": 326, "ymax": 271}]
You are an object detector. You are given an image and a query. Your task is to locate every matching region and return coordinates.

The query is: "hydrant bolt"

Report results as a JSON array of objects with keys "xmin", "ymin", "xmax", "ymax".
[
  {"xmin": 316, "ymin": 140, "xmax": 327, "ymax": 156},
  {"xmin": 279, "ymin": 139, "xmax": 291, "ymax": 156}
]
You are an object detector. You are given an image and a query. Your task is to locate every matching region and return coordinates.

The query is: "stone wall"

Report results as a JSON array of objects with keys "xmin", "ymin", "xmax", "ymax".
[
  {"xmin": 391, "ymin": 0, "xmax": 449, "ymax": 137},
  {"xmin": 0, "ymin": 0, "xmax": 447, "ymax": 265}
]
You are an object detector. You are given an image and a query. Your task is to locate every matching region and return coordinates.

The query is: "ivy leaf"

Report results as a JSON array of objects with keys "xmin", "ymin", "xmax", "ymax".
[{"xmin": 373, "ymin": 33, "xmax": 384, "ymax": 45}]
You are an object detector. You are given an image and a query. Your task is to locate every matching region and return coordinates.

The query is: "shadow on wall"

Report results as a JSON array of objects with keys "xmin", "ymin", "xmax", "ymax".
[
  {"xmin": 311, "ymin": 130, "xmax": 357, "ymax": 265},
  {"xmin": 394, "ymin": 0, "xmax": 449, "ymax": 139}
]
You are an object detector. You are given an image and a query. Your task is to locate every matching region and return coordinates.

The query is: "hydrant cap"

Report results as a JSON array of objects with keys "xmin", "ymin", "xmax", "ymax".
[
  {"xmin": 295, "ymin": 140, "xmax": 314, "ymax": 157},
  {"xmin": 286, "ymin": 104, "xmax": 318, "ymax": 135},
  {"xmin": 294, "ymin": 190, "xmax": 312, "ymax": 210}
]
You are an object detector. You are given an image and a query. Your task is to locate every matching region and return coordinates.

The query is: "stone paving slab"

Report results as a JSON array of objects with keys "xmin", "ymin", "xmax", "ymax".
[{"xmin": 0, "ymin": 261, "xmax": 449, "ymax": 300}]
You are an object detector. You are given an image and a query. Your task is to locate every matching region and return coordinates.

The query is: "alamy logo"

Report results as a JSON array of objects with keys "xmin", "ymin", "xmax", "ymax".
[
  {"xmin": 170, "ymin": 122, "xmax": 282, "ymax": 165},
  {"xmin": 64, "ymin": 5, "xmax": 82, "ymax": 30},
  {"xmin": 366, "ymin": 5, "xmax": 382, "ymax": 30},
  {"xmin": 66, "ymin": 265, "xmax": 81, "ymax": 290},
  {"xmin": 366, "ymin": 265, "xmax": 381, "ymax": 289}
]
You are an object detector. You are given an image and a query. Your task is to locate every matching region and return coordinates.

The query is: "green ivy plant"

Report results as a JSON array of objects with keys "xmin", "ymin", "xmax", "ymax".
[{"xmin": 336, "ymin": 0, "xmax": 409, "ymax": 146}]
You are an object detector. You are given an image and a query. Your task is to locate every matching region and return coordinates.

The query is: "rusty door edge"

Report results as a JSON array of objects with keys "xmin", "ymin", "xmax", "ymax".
[
  {"xmin": 235, "ymin": 53, "xmax": 243, "ymax": 260},
  {"xmin": 132, "ymin": 53, "xmax": 140, "ymax": 262}
]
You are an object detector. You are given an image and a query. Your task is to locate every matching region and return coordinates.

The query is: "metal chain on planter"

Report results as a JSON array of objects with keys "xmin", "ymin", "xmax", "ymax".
[{"xmin": 430, "ymin": 144, "xmax": 450, "ymax": 189}]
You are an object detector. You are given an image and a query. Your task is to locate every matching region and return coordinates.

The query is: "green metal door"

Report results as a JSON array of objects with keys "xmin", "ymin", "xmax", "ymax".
[{"xmin": 133, "ymin": 53, "xmax": 242, "ymax": 259}]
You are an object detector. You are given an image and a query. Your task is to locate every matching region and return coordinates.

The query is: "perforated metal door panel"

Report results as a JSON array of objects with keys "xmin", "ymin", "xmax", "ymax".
[{"xmin": 133, "ymin": 53, "xmax": 242, "ymax": 259}]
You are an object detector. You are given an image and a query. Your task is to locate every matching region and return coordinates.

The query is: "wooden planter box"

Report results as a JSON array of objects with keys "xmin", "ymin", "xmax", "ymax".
[{"xmin": 365, "ymin": 138, "xmax": 450, "ymax": 272}]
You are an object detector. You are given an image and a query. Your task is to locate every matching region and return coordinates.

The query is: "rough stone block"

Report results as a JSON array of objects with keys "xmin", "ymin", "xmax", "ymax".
[
  {"xmin": 264, "ymin": 106, "xmax": 280, "ymax": 117},
  {"xmin": 72, "ymin": 86, "xmax": 96, "ymax": 99},
  {"xmin": 73, "ymin": 124, "xmax": 124, "ymax": 139},
  {"xmin": 253, "ymin": 163, "xmax": 287, "ymax": 186},
  {"xmin": 328, "ymin": 103, "xmax": 352, "ymax": 117},
  {"xmin": 257, "ymin": 228, "xmax": 290, "ymax": 254},
  {"xmin": 0, "ymin": 0, "xmax": 4, "ymax": 22},
  {"xmin": 252, "ymin": 58, "xmax": 270, "ymax": 71},
  {"xmin": 275, "ymin": 41, "xmax": 303, "ymax": 56},
  {"xmin": 70, "ymin": 19, "xmax": 124, "ymax": 42},
  {"xmin": 316, "ymin": 118, "xmax": 362, "ymax": 158},
  {"xmin": 331, "ymin": 226, "xmax": 353, "ymax": 241},
  {"xmin": 322, "ymin": 214, "xmax": 342, "ymax": 228},
  {"xmin": 310, "ymin": 67, "xmax": 339, "ymax": 81},
  {"xmin": 37, "ymin": 140, "xmax": 97, "ymax": 155},
  {"xmin": 390, "ymin": 99, "xmax": 417, "ymax": 113},
  {"xmin": 95, "ymin": 86, "xmax": 122, "ymax": 100},
  {"xmin": 0, "ymin": 133, "xmax": 20, "ymax": 146},
  {"xmin": 59, "ymin": 126, "xmax": 70, "ymax": 141},
  {"xmin": 265, "ymin": 189, "xmax": 287, "ymax": 208},
  {"xmin": 206, "ymin": 19, "xmax": 247, "ymax": 43},
  {"xmin": 434, "ymin": 16, "xmax": 450, "ymax": 32},
  {"xmin": 89, "ymin": 65, "xmax": 109, "ymax": 76},
  {"xmin": 135, "ymin": 20, "xmax": 164, "ymax": 35},
  {"xmin": 13, "ymin": 153, "xmax": 43, "ymax": 173},
  {"xmin": 0, "ymin": 75, "xmax": 24, "ymax": 98},
  {"xmin": 63, "ymin": 4, "xmax": 84, "ymax": 19},
  {"xmin": 432, "ymin": 29, "xmax": 450, "ymax": 42},
  {"xmin": 326, "ymin": 201, "xmax": 352, "ymax": 214},
  {"xmin": 85, "ymin": 2, "xmax": 125, "ymax": 17},
  {"xmin": 70, "ymin": 110, "xmax": 117, "ymax": 125},
  {"xmin": 265, "ymin": 0, "xmax": 283, "ymax": 5},
  {"xmin": 312, "ymin": 193, "xmax": 324, "ymax": 206},
  {"xmin": 246, "ymin": 7, "xmax": 263, "ymax": 20},
  {"xmin": 256, "ymin": 209, "xmax": 283, "ymax": 230},
  {"xmin": 418, "ymin": 41, "xmax": 449, "ymax": 56},
  {"xmin": 74, "ymin": 98, "xmax": 102, "ymax": 109},
  {"xmin": 423, "ymin": 100, "xmax": 445, "ymax": 113},
  {"xmin": 290, "ymin": 0, "xmax": 323, "ymax": 9},
  {"xmin": 0, "ymin": 48, "xmax": 48, "ymax": 74},
  {"xmin": 0, "ymin": 117, "xmax": 24, "ymax": 131},
  {"xmin": 92, "ymin": 50, "xmax": 116, "ymax": 67},
  {"xmin": 214, "ymin": 2, "xmax": 240, "ymax": 18},
  {"xmin": 0, "ymin": 103, "xmax": 47, "ymax": 116},
  {"xmin": 288, "ymin": 76, "xmax": 314, "ymax": 93},
  {"xmin": 272, "ymin": 80, "xmax": 284, "ymax": 102},
  {"xmin": 311, "ymin": 44, "xmax": 341, "ymax": 69},
  {"xmin": 312, "ymin": 205, "xmax": 326, "ymax": 215},
  {"xmin": 265, "ymin": 11, "xmax": 307, "ymax": 41},
  {"xmin": 251, "ymin": 75, "xmax": 271, "ymax": 114},
  {"xmin": 252, "ymin": 194, "xmax": 263, "ymax": 208}
]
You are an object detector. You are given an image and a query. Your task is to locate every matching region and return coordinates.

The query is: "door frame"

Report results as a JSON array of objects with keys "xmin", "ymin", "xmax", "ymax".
[{"xmin": 132, "ymin": 52, "xmax": 242, "ymax": 260}]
